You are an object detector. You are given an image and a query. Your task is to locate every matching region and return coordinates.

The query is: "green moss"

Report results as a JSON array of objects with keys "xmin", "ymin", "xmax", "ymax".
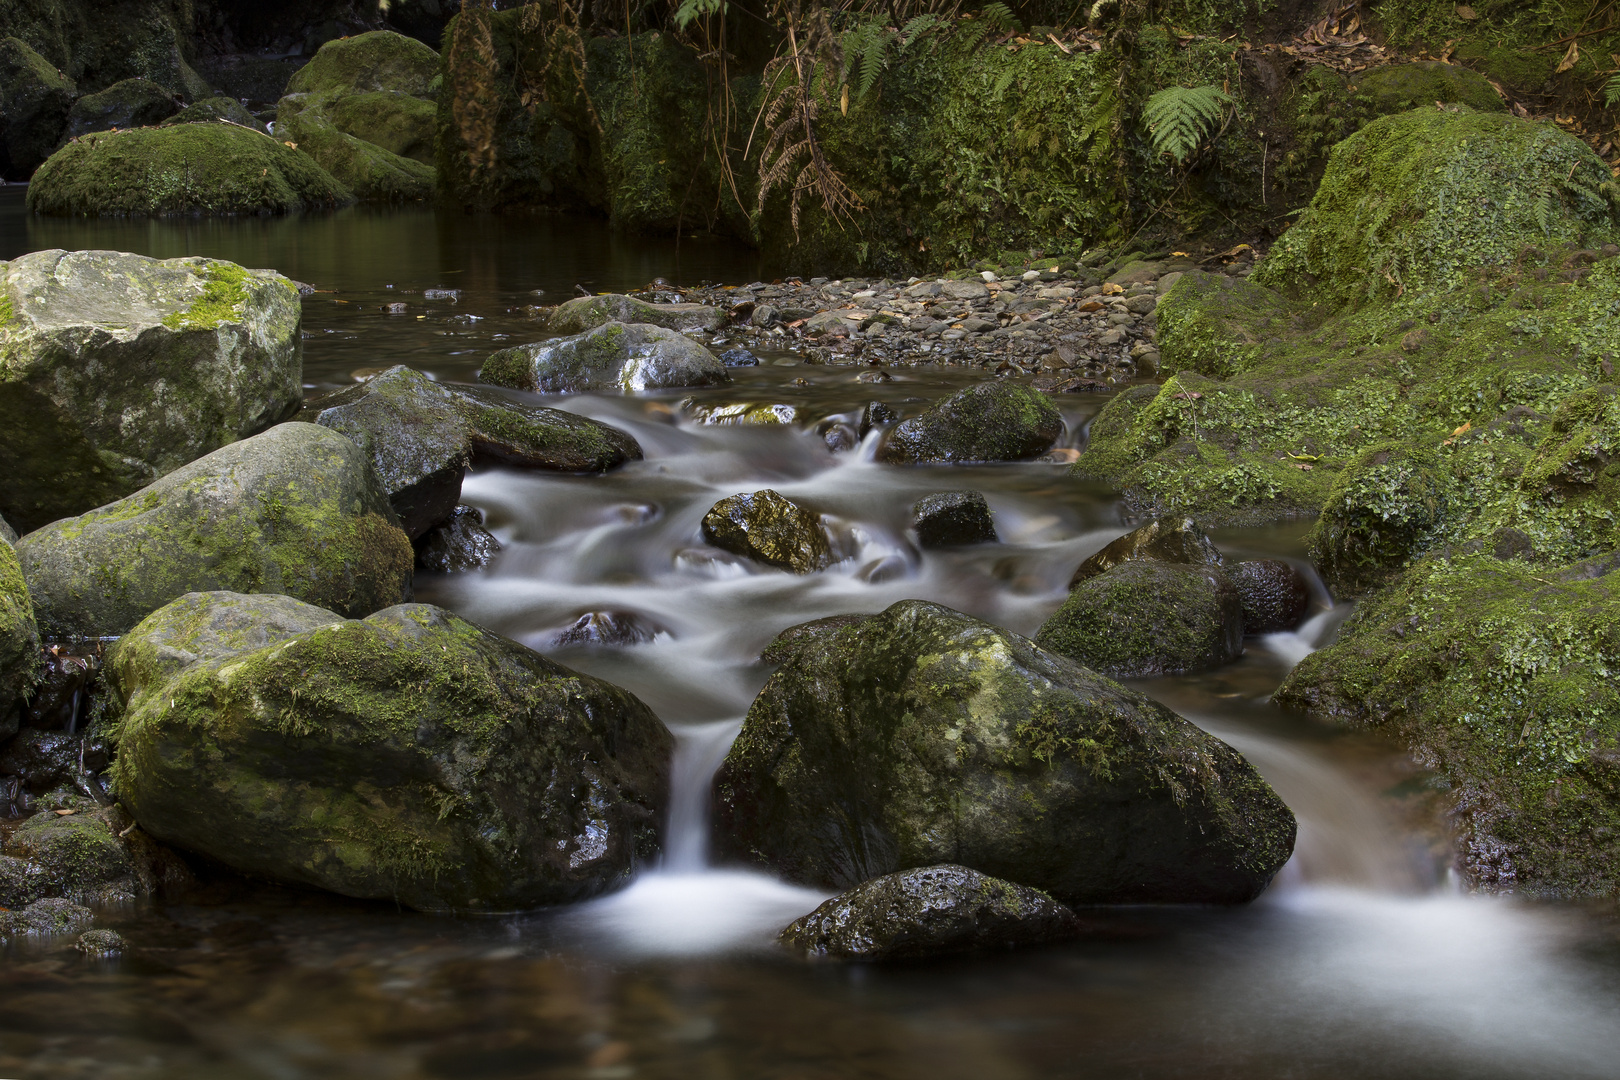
[
  {"xmin": 1355, "ymin": 62, "xmax": 1503, "ymax": 114},
  {"xmin": 286, "ymin": 31, "xmax": 440, "ymax": 99},
  {"xmin": 0, "ymin": 294, "xmax": 13, "ymax": 329},
  {"xmin": 162, "ymin": 263, "xmax": 250, "ymax": 331}
]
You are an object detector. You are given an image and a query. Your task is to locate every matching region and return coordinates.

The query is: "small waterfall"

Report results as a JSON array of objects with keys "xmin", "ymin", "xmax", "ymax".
[{"xmin": 663, "ymin": 718, "xmax": 745, "ymax": 872}]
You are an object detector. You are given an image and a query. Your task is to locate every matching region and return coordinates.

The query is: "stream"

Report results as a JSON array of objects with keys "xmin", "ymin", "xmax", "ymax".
[{"xmin": 3, "ymin": 189, "xmax": 1620, "ymax": 1080}]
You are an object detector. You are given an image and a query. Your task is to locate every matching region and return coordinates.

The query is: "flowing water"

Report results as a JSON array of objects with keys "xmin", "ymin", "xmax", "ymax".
[{"xmin": 3, "ymin": 191, "xmax": 1620, "ymax": 1080}]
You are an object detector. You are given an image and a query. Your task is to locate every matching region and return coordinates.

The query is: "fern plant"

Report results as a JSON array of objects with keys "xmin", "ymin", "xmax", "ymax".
[
  {"xmin": 1143, "ymin": 84, "xmax": 1232, "ymax": 165},
  {"xmin": 1606, "ymin": 73, "xmax": 1620, "ymax": 107}
]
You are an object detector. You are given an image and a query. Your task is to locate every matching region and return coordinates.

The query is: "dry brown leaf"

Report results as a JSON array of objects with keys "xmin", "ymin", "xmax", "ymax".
[
  {"xmin": 1557, "ymin": 41, "xmax": 1580, "ymax": 74},
  {"xmin": 1456, "ymin": 4, "xmax": 1477, "ymax": 19}
]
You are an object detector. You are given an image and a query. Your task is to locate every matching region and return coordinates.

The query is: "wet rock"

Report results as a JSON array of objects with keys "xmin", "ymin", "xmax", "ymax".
[
  {"xmin": 541, "ymin": 293, "xmax": 724, "ymax": 335},
  {"xmin": 911, "ymin": 492, "xmax": 997, "ymax": 548},
  {"xmin": 0, "ymin": 536, "xmax": 40, "ymax": 737},
  {"xmin": 0, "ymin": 812, "xmax": 145, "ymax": 908},
  {"xmin": 26, "ymin": 642, "xmax": 108, "ymax": 730},
  {"xmin": 75, "ymin": 927, "xmax": 125, "ymax": 956},
  {"xmin": 1230, "ymin": 559, "xmax": 1310, "ymax": 633},
  {"xmin": 780, "ymin": 864, "xmax": 1081, "ymax": 961},
  {"xmin": 719, "ymin": 348, "xmax": 760, "ymax": 367},
  {"xmin": 877, "ymin": 382, "xmax": 1061, "ymax": 465},
  {"xmin": 1307, "ymin": 442, "xmax": 1448, "ymax": 598},
  {"xmin": 1036, "ymin": 561, "xmax": 1244, "ymax": 679},
  {"xmin": 0, "ymin": 727, "xmax": 108, "ymax": 794},
  {"xmin": 304, "ymin": 366, "xmax": 471, "ymax": 539},
  {"xmin": 452, "ymin": 385, "xmax": 644, "ymax": 471},
  {"xmin": 0, "ymin": 250, "xmax": 304, "ymax": 532},
  {"xmin": 481, "ymin": 321, "xmax": 730, "ymax": 394},
  {"xmin": 858, "ymin": 400, "xmax": 898, "ymax": 439},
  {"xmin": 15, "ymin": 423, "xmax": 413, "ymax": 637},
  {"xmin": 548, "ymin": 611, "xmax": 663, "ymax": 648},
  {"xmin": 1069, "ymin": 517, "xmax": 1223, "ymax": 587},
  {"xmin": 0, "ymin": 898, "xmax": 93, "ymax": 937},
  {"xmin": 0, "ymin": 37, "xmax": 75, "ymax": 181},
  {"xmin": 108, "ymin": 591, "xmax": 673, "ymax": 911},
  {"xmin": 714, "ymin": 600, "xmax": 1295, "ymax": 903},
  {"xmin": 28, "ymin": 123, "xmax": 354, "ymax": 217},
  {"xmin": 415, "ymin": 506, "xmax": 501, "ymax": 574},
  {"xmin": 701, "ymin": 490, "xmax": 834, "ymax": 574},
  {"xmin": 65, "ymin": 78, "xmax": 179, "ymax": 139},
  {"xmin": 683, "ymin": 401, "xmax": 798, "ymax": 426}
]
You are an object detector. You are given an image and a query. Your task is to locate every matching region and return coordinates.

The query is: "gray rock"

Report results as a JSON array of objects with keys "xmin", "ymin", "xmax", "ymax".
[
  {"xmin": 877, "ymin": 382, "xmax": 1061, "ymax": 465},
  {"xmin": 107, "ymin": 591, "xmax": 674, "ymax": 912},
  {"xmin": 0, "ymin": 249, "xmax": 303, "ymax": 533},
  {"xmin": 480, "ymin": 321, "xmax": 730, "ymax": 394},
  {"xmin": 0, "ymin": 514, "xmax": 15, "ymax": 544},
  {"xmin": 749, "ymin": 304, "xmax": 778, "ymax": 327},
  {"xmin": 701, "ymin": 490, "xmax": 834, "ymax": 574},
  {"xmin": 780, "ymin": 864, "xmax": 1081, "ymax": 961},
  {"xmin": 715, "ymin": 600, "xmax": 1296, "ymax": 904},
  {"xmin": 15, "ymin": 423, "xmax": 413, "ymax": 637},
  {"xmin": 912, "ymin": 491, "xmax": 997, "ymax": 547},
  {"xmin": 450, "ymin": 384, "xmax": 643, "ymax": 472},
  {"xmin": 76, "ymin": 928, "xmax": 126, "ymax": 956},
  {"xmin": 719, "ymin": 347, "xmax": 760, "ymax": 367},
  {"xmin": 1070, "ymin": 517, "xmax": 1224, "ymax": 587},
  {"xmin": 541, "ymin": 293, "xmax": 723, "ymax": 335},
  {"xmin": 304, "ymin": 366, "xmax": 471, "ymax": 539},
  {"xmin": 940, "ymin": 280, "xmax": 990, "ymax": 301},
  {"xmin": 0, "ymin": 897, "xmax": 93, "ymax": 937},
  {"xmin": 1230, "ymin": 559, "xmax": 1311, "ymax": 633},
  {"xmin": 415, "ymin": 505, "xmax": 500, "ymax": 574},
  {"xmin": 0, "ymin": 37, "xmax": 75, "ymax": 181},
  {"xmin": 66, "ymin": 78, "xmax": 180, "ymax": 138}
]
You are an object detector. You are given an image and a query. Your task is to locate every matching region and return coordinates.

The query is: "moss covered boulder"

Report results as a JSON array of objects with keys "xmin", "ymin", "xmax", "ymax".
[
  {"xmin": 480, "ymin": 321, "xmax": 729, "ymax": 394},
  {"xmin": 451, "ymin": 384, "xmax": 644, "ymax": 472},
  {"xmin": 277, "ymin": 31, "xmax": 438, "ymax": 203},
  {"xmin": 780, "ymin": 864, "xmax": 1081, "ymax": 961},
  {"xmin": 701, "ymin": 490, "xmax": 834, "ymax": 574},
  {"xmin": 14, "ymin": 423, "xmax": 413, "ymax": 637},
  {"xmin": 0, "ymin": 36, "xmax": 75, "ymax": 181},
  {"xmin": 1036, "ymin": 561, "xmax": 1244, "ymax": 678},
  {"xmin": 304, "ymin": 366, "xmax": 471, "ymax": 539},
  {"xmin": 713, "ymin": 600, "xmax": 1295, "ymax": 904},
  {"xmin": 1068, "ymin": 516, "xmax": 1223, "ymax": 587},
  {"xmin": 64, "ymin": 77, "xmax": 178, "ymax": 138},
  {"xmin": 1307, "ymin": 440, "xmax": 1451, "ymax": 597},
  {"xmin": 0, "ymin": 809, "xmax": 150, "ymax": 908},
  {"xmin": 1354, "ymin": 62, "xmax": 1503, "ymax": 116},
  {"xmin": 107, "ymin": 591, "xmax": 673, "ymax": 911},
  {"xmin": 161, "ymin": 95, "xmax": 266, "ymax": 132},
  {"xmin": 540, "ymin": 294, "xmax": 723, "ymax": 336},
  {"xmin": 878, "ymin": 382, "xmax": 1061, "ymax": 465},
  {"xmin": 0, "ymin": 249, "xmax": 304, "ymax": 532},
  {"xmin": 1277, "ymin": 553, "xmax": 1620, "ymax": 896},
  {"xmin": 28, "ymin": 123, "xmax": 352, "ymax": 217},
  {"xmin": 0, "ymin": 534, "xmax": 40, "ymax": 740}
]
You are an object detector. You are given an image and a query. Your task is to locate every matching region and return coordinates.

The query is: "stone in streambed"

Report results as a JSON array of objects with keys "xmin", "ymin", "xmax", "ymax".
[
  {"xmin": 540, "ymin": 293, "xmax": 723, "ymax": 335},
  {"xmin": 1036, "ymin": 561, "xmax": 1244, "ymax": 678},
  {"xmin": 14, "ymin": 423, "xmax": 413, "ymax": 638},
  {"xmin": 780, "ymin": 864, "xmax": 1081, "ymax": 961},
  {"xmin": 0, "ymin": 898, "xmax": 93, "ymax": 938},
  {"xmin": 480, "ymin": 321, "xmax": 730, "ymax": 394},
  {"xmin": 877, "ymin": 383, "xmax": 1061, "ymax": 465},
  {"xmin": 75, "ymin": 928, "xmax": 126, "ymax": 956},
  {"xmin": 1069, "ymin": 516, "xmax": 1223, "ymax": 587},
  {"xmin": 0, "ymin": 811, "xmax": 147, "ymax": 908},
  {"xmin": 304, "ymin": 366, "xmax": 470, "ymax": 539},
  {"xmin": 912, "ymin": 491, "xmax": 997, "ymax": 548},
  {"xmin": 107, "ymin": 591, "xmax": 673, "ymax": 911},
  {"xmin": 1230, "ymin": 559, "xmax": 1310, "ymax": 633},
  {"xmin": 714, "ymin": 600, "xmax": 1295, "ymax": 904},
  {"xmin": 0, "ymin": 250, "xmax": 304, "ymax": 532},
  {"xmin": 415, "ymin": 505, "xmax": 501, "ymax": 574},
  {"xmin": 451, "ymin": 384, "xmax": 643, "ymax": 471},
  {"xmin": 701, "ymin": 490, "xmax": 833, "ymax": 574},
  {"xmin": 858, "ymin": 400, "xmax": 898, "ymax": 439}
]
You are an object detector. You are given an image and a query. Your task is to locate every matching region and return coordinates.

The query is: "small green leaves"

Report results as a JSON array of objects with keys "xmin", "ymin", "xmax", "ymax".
[{"xmin": 1143, "ymin": 84, "xmax": 1233, "ymax": 165}]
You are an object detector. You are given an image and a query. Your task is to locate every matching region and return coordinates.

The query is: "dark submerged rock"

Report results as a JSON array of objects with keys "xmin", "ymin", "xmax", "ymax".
[
  {"xmin": 0, "ymin": 37, "xmax": 75, "ymax": 181},
  {"xmin": 1036, "ymin": 561, "xmax": 1244, "ymax": 679},
  {"xmin": 701, "ymin": 490, "xmax": 834, "ymax": 574},
  {"xmin": 719, "ymin": 348, "xmax": 760, "ymax": 367},
  {"xmin": 714, "ymin": 600, "xmax": 1295, "ymax": 904},
  {"xmin": 780, "ymin": 864, "xmax": 1082, "ymax": 961},
  {"xmin": 0, "ymin": 898, "xmax": 93, "ymax": 937},
  {"xmin": 415, "ymin": 506, "xmax": 501, "ymax": 574},
  {"xmin": 107, "ymin": 591, "xmax": 674, "ymax": 911},
  {"xmin": 75, "ymin": 927, "xmax": 126, "ymax": 956},
  {"xmin": 1230, "ymin": 559, "xmax": 1310, "ymax": 633},
  {"xmin": 877, "ymin": 382, "xmax": 1061, "ymax": 464},
  {"xmin": 480, "ymin": 321, "xmax": 730, "ymax": 394},
  {"xmin": 912, "ymin": 491, "xmax": 998, "ymax": 548},
  {"xmin": 1070, "ymin": 516, "xmax": 1223, "ymax": 587},
  {"xmin": 858, "ymin": 399, "xmax": 899, "ymax": 439}
]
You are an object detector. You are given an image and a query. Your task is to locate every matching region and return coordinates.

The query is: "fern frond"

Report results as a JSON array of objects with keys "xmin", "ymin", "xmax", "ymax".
[
  {"xmin": 1143, "ymin": 84, "xmax": 1232, "ymax": 165},
  {"xmin": 1606, "ymin": 73, "xmax": 1620, "ymax": 107},
  {"xmin": 839, "ymin": 21, "xmax": 894, "ymax": 103},
  {"xmin": 991, "ymin": 65, "xmax": 1018, "ymax": 101},
  {"xmin": 899, "ymin": 13, "xmax": 941, "ymax": 50},
  {"xmin": 979, "ymin": 2, "xmax": 1021, "ymax": 33}
]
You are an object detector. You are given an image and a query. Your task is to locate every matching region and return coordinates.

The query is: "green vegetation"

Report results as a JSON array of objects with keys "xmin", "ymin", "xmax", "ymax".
[{"xmin": 162, "ymin": 263, "xmax": 250, "ymax": 331}]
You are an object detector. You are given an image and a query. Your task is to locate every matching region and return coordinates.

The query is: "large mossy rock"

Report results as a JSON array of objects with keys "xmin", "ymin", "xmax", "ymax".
[
  {"xmin": 0, "ymin": 535, "xmax": 40, "ymax": 739},
  {"xmin": 452, "ymin": 384, "xmax": 643, "ymax": 471},
  {"xmin": 161, "ymin": 95, "xmax": 266, "ymax": 132},
  {"xmin": 14, "ymin": 423, "xmax": 413, "ymax": 637},
  {"xmin": 276, "ymin": 31, "xmax": 438, "ymax": 203},
  {"xmin": 107, "ymin": 591, "xmax": 674, "ymax": 911},
  {"xmin": 1068, "ymin": 516, "xmax": 1223, "ymax": 587},
  {"xmin": 1307, "ymin": 440, "xmax": 1450, "ymax": 597},
  {"xmin": 701, "ymin": 490, "xmax": 834, "ymax": 574},
  {"xmin": 540, "ymin": 294, "xmax": 723, "ymax": 336},
  {"xmin": 64, "ymin": 77, "xmax": 178, "ymax": 138},
  {"xmin": 877, "ymin": 382, "xmax": 1061, "ymax": 465},
  {"xmin": 780, "ymin": 864, "xmax": 1081, "ymax": 961},
  {"xmin": 27, "ymin": 123, "xmax": 354, "ymax": 217},
  {"xmin": 1354, "ymin": 62, "xmax": 1504, "ymax": 116},
  {"xmin": 0, "ymin": 36, "xmax": 75, "ymax": 181},
  {"xmin": 1277, "ymin": 554, "xmax": 1620, "ymax": 897},
  {"xmin": 480, "ymin": 321, "xmax": 730, "ymax": 394},
  {"xmin": 0, "ymin": 809, "xmax": 149, "ymax": 908},
  {"xmin": 0, "ymin": 249, "xmax": 304, "ymax": 532},
  {"xmin": 713, "ymin": 601, "xmax": 1295, "ymax": 904}
]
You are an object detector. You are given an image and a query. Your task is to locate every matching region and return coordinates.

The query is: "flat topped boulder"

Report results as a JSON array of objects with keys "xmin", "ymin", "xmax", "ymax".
[
  {"xmin": 714, "ymin": 600, "xmax": 1295, "ymax": 904},
  {"xmin": 107, "ymin": 591, "xmax": 673, "ymax": 912},
  {"xmin": 0, "ymin": 249, "xmax": 304, "ymax": 532},
  {"xmin": 878, "ymin": 382, "xmax": 1062, "ymax": 465},
  {"xmin": 541, "ymin": 293, "xmax": 724, "ymax": 335},
  {"xmin": 15, "ymin": 423, "xmax": 413, "ymax": 637},
  {"xmin": 480, "ymin": 321, "xmax": 730, "ymax": 394},
  {"xmin": 780, "ymin": 864, "xmax": 1082, "ymax": 961},
  {"xmin": 26, "ymin": 123, "xmax": 354, "ymax": 217},
  {"xmin": 1070, "ymin": 516, "xmax": 1223, "ymax": 587}
]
